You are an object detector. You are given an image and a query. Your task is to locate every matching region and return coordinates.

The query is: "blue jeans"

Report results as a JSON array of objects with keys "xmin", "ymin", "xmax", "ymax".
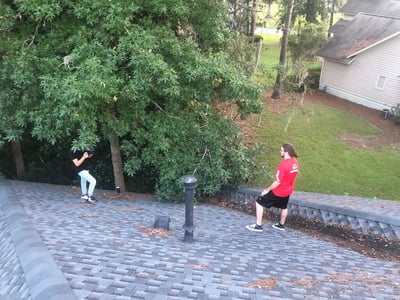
[{"xmin": 78, "ymin": 170, "xmax": 96, "ymax": 197}]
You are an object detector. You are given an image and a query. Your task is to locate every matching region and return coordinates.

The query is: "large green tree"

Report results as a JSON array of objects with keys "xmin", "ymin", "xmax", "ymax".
[
  {"xmin": 272, "ymin": 0, "xmax": 335, "ymax": 99},
  {"xmin": 278, "ymin": 0, "xmax": 329, "ymax": 26},
  {"xmin": 0, "ymin": 0, "xmax": 262, "ymax": 200},
  {"xmin": 226, "ymin": 0, "xmax": 260, "ymax": 36}
]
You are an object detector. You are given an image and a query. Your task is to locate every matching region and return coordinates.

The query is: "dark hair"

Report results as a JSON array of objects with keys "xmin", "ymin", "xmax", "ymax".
[{"xmin": 282, "ymin": 143, "xmax": 298, "ymax": 158}]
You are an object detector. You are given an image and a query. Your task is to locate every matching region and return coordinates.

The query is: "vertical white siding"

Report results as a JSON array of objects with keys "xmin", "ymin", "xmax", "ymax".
[{"xmin": 320, "ymin": 35, "xmax": 400, "ymax": 110}]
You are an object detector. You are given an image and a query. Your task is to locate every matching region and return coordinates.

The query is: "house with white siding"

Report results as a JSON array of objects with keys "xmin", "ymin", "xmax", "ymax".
[{"xmin": 317, "ymin": 0, "xmax": 400, "ymax": 111}]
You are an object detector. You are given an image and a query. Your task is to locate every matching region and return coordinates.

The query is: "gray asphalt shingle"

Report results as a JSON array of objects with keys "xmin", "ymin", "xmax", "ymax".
[{"xmin": 0, "ymin": 180, "xmax": 399, "ymax": 299}]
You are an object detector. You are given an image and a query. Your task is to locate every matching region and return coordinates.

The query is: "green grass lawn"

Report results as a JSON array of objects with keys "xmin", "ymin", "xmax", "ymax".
[
  {"xmin": 249, "ymin": 34, "xmax": 400, "ymax": 201},
  {"xmin": 253, "ymin": 33, "xmax": 280, "ymax": 87},
  {"xmin": 250, "ymin": 98, "xmax": 400, "ymax": 201},
  {"xmin": 259, "ymin": 33, "xmax": 280, "ymax": 72}
]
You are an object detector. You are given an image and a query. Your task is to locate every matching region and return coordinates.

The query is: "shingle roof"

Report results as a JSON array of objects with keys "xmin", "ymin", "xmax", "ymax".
[
  {"xmin": 317, "ymin": 13, "xmax": 400, "ymax": 63},
  {"xmin": 329, "ymin": 19, "xmax": 350, "ymax": 34},
  {"xmin": 340, "ymin": 0, "xmax": 400, "ymax": 18}
]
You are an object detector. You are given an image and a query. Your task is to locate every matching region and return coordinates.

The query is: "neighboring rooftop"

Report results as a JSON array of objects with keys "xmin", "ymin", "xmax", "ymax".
[
  {"xmin": 317, "ymin": 13, "xmax": 400, "ymax": 63},
  {"xmin": 329, "ymin": 18, "xmax": 349, "ymax": 34},
  {"xmin": 340, "ymin": 0, "xmax": 400, "ymax": 18}
]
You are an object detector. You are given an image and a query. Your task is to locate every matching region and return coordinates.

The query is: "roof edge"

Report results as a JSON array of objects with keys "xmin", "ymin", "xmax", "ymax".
[{"xmin": 347, "ymin": 31, "xmax": 400, "ymax": 58}]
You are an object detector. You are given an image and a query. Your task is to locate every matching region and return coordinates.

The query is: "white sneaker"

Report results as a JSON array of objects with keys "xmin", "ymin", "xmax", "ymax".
[
  {"xmin": 81, "ymin": 194, "xmax": 89, "ymax": 200},
  {"xmin": 86, "ymin": 196, "xmax": 97, "ymax": 204},
  {"xmin": 246, "ymin": 224, "xmax": 263, "ymax": 232}
]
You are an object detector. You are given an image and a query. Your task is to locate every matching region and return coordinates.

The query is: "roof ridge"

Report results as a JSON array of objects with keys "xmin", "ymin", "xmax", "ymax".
[{"xmin": 359, "ymin": 12, "xmax": 400, "ymax": 21}]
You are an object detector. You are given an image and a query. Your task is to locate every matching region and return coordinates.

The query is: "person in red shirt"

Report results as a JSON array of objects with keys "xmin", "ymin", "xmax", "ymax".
[{"xmin": 246, "ymin": 143, "xmax": 299, "ymax": 232}]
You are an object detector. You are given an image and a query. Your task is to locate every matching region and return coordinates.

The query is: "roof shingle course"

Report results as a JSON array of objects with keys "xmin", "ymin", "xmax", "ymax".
[{"xmin": 317, "ymin": 13, "xmax": 400, "ymax": 62}]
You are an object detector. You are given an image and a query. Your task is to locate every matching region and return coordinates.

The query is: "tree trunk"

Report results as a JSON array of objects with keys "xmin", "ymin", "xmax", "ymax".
[
  {"xmin": 109, "ymin": 137, "xmax": 126, "ymax": 192},
  {"xmin": 250, "ymin": 0, "xmax": 258, "ymax": 36},
  {"xmin": 328, "ymin": 0, "xmax": 336, "ymax": 37},
  {"xmin": 11, "ymin": 140, "xmax": 25, "ymax": 178},
  {"xmin": 266, "ymin": 0, "xmax": 273, "ymax": 19},
  {"xmin": 254, "ymin": 37, "xmax": 263, "ymax": 74},
  {"xmin": 305, "ymin": 0, "xmax": 316, "ymax": 23},
  {"xmin": 271, "ymin": 0, "xmax": 294, "ymax": 99}
]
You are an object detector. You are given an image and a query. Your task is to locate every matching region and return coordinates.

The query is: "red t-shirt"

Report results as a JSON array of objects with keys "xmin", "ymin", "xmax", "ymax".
[{"xmin": 272, "ymin": 157, "xmax": 299, "ymax": 197}]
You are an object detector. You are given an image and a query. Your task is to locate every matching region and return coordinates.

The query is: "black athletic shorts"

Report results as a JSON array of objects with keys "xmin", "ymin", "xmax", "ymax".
[{"xmin": 256, "ymin": 191, "xmax": 289, "ymax": 209}]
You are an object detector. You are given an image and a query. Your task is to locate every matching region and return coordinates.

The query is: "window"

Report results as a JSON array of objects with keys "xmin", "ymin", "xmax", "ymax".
[{"xmin": 376, "ymin": 75, "xmax": 386, "ymax": 90}]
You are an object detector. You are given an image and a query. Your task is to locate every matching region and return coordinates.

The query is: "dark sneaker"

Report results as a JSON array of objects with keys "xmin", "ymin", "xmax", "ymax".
[
  {"xmin": 86, "ymin": 196, "xmax": 97, "ymax": 204},
  {"xmin": 81, "ymin": 194, "xmax": 89, "ymax": 200},
  {"xmin": 246, "ymin": 224, "xmax": 263, "ymax": 232},
  {"xmin": 272, "ymin": 223, "xmax": 285, "ymax": 231}
]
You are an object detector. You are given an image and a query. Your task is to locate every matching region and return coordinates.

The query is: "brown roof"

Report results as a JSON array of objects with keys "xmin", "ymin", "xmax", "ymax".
[
  {"xmin": 317, "ymin": 13, "xmax": 400, "ymax": 63},
  {"xmin": 340, "ymin": 0, "xmax": 400, "ymax": 18}
]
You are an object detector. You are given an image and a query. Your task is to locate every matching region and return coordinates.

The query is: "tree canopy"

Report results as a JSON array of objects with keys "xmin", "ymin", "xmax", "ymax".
[
  {"xmin": 277, "ymin": 0, "xmax": 329, "ymax": 26},
  {"xmin": 0, "ymin": 0, "xmax": 263, "ymax": 200}
]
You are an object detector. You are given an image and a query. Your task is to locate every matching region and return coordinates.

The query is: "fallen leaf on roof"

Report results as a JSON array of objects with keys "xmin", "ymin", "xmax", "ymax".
[
  {"xmin": 246, "ymin": 278, "xmax": 278, "ymax": 289},
  {"xmin": 137, "ymin": 227, "xmax": 170, "ymax": 236},
  {"xmin": 120, "ymin": 207, "xmax": 144, "ymax": 212}
]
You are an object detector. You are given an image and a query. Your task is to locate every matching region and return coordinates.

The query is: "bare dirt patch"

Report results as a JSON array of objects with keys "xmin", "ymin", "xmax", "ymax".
[
  {"xmin": 216, "ymin": 89, "xmax": 400, "ymax": 149},
  {"xmin": 305, "ymin": 90, "xmax": 400, "ymax": 149},
  {"xmin": 259, "ymin": 90, "xmax": 400, "ymax": 150}
]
